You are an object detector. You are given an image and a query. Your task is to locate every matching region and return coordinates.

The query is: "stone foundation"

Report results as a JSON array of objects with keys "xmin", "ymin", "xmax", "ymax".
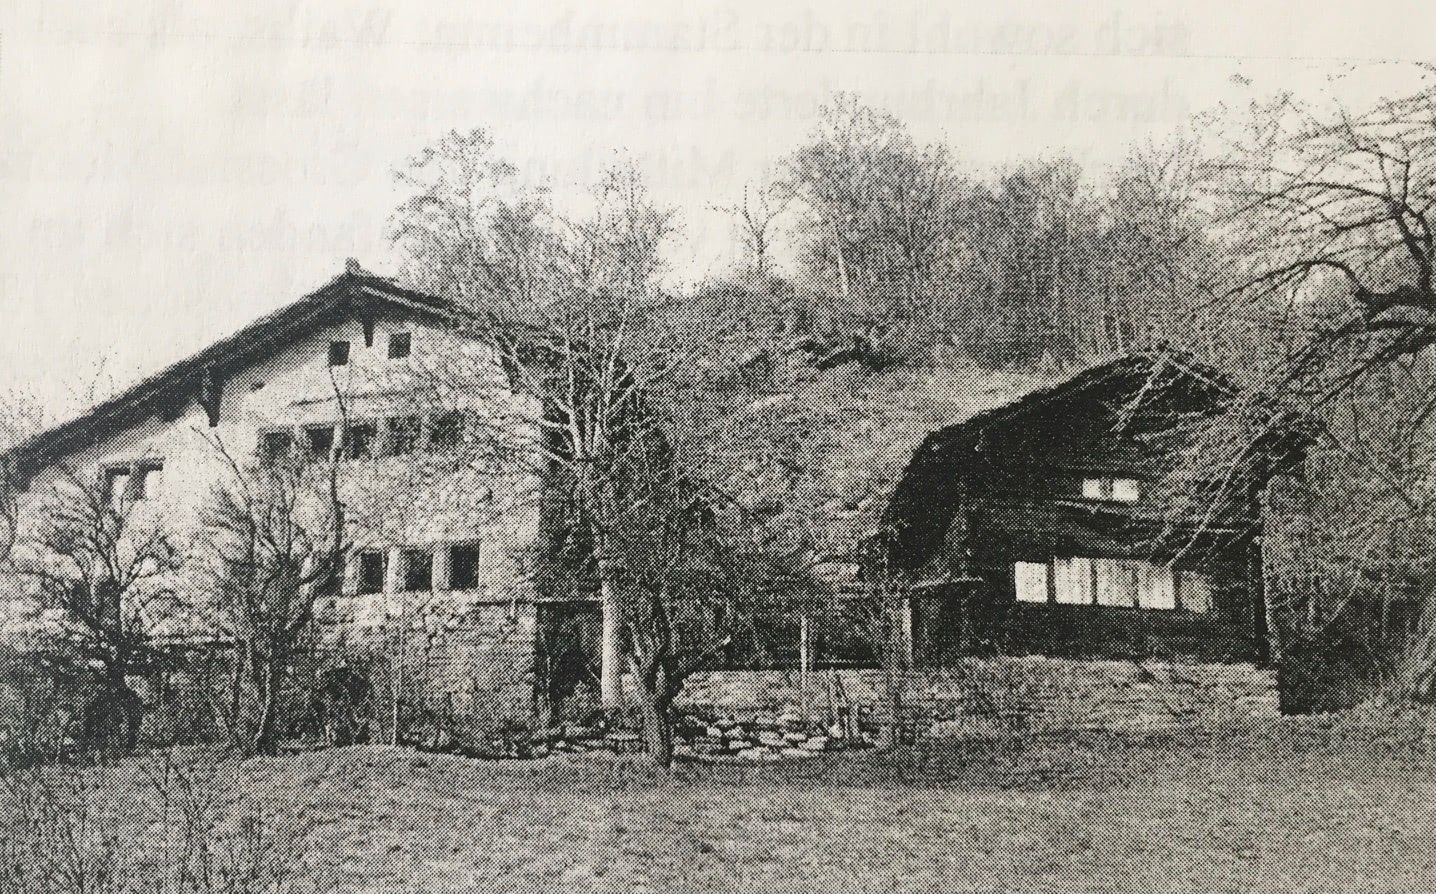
[
  {"xmin": 678, "ymin": 657, "xmax": 1278, "ymax": 738},
  {"xmin": 318, "ymin": 599, "xmax": 538, "ymax": 748}
]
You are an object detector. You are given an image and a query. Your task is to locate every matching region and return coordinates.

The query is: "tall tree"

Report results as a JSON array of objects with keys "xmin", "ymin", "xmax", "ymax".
[
  {"xmin": 200, "ymin": 438, "xmax": 347, "ymax": 756},
  {"xmin": 391, "ymin": 135, "xmax": 790, "ymax": 765},
  {"xmin": 8, "ymin": 465, "xmax": 184, "ymax": 751},
  {"xmin": 783, "ymin": 94, "xmax": 964, "ymax": 356}
]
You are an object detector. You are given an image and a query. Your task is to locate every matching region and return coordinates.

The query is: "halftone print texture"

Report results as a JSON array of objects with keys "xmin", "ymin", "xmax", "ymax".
[{"xmin": 2, "ymin": 4, "xmax": 1436, "ymax": 891}]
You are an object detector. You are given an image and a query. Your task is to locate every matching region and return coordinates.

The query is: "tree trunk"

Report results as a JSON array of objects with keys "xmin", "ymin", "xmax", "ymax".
[
  {"xmin": 252, "ymin": 654, "xmax": 283, "ymax": 756},
  {"xmin": 630, "ymin": 666, "xmax": 674, "ymax": 768}
]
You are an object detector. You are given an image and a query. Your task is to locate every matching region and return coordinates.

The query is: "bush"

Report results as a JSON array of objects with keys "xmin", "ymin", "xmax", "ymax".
[
  {"xmin": 0, "ymin": 648, "xmax": 72, "ymax": 767},
  {"xmin": 0, "ymin": 753, "xmax": 301, "ymax": 894}
]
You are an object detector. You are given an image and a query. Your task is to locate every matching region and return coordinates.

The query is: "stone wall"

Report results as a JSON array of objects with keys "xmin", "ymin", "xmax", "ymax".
[
  {"xmin": 317, "ymin": 597, "xmax": 538, "ymax": 749},
  {"xmin": 678, "ymin": 657, "xmax": 1279, "ymax": 738}
]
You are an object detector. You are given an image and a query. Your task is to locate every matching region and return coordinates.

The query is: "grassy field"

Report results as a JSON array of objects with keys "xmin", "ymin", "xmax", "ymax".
[{"xmin": 12, "ymin": 709, "xmax": 1436, "ymax": 894}]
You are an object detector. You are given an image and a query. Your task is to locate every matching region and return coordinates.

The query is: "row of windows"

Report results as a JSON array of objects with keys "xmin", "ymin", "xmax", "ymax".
[
  {"xmin": 328, "ymin": 332, "xmax": 411, "ymax": 367},
  {"xmin": 260, "ymin": 412, "xmax": 467, "ymax": 464},
  {"xmin": 102, "ymin": 461, "xmax": 164, "ymax": 507},
  {"xmin": 1014, "ymin": 557, "xmax": 1213, "ymax": 612},
  {"xmin": 352, "ymin": 543, "xmax": 482, "ymax": 595},
  {"xmin": 1080, "ymin": 476, "xmax": 1141, "ymax": 503}
]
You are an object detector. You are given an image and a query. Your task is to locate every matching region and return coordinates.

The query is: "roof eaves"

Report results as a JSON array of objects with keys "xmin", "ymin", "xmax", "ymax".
[{"xmin": 5, "ymin": 269, "xmax": 463, "ymax": 473}]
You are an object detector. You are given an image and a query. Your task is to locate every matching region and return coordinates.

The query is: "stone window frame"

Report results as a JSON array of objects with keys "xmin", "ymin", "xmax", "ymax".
[{"xmin": 355, "ymin": 549, "xmax": 387, "ymax": 596}]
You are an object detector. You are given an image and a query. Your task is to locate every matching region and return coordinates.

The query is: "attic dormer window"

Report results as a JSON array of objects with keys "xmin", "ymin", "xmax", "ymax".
[
  {"xmin": 328, "ymin": 341, "xmax": 350, "ymax": 367},
  {"xmin": 1081, "ymin": 476, "xmax": 1141, "ymax": 503}
]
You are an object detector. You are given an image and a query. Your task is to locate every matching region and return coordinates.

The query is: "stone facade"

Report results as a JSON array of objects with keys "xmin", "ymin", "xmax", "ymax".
[{"xmin": 0, "ymin": 276, "xmax": 549, "ymax": 744}]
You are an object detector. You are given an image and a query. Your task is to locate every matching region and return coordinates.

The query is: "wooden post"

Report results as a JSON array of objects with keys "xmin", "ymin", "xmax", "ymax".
[
  {"xmin": 600, "ymin": 579, "xmax": 622, "ymax": 710},
  {"xmin": 900, "ymin": 595, "xmax": 915, "ymax": 669},
  {"xmin": 799, "ymin": 615, "xmax": 812, "ymax": 721},
  {"xmin": 385, "ymin": 546, "xmax": 404, "ymax": 746}
]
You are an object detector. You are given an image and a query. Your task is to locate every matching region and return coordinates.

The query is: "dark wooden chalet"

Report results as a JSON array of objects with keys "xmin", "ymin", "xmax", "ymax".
[{"xmin": 883, "ymin": 353, "xmax": 1300, "ymax": 667}]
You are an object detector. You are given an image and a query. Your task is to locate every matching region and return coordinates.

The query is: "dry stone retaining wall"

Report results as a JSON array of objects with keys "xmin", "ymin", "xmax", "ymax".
[{"xmin": 678, "ymin": 657, "xmax": 1279, "ymax": 739}]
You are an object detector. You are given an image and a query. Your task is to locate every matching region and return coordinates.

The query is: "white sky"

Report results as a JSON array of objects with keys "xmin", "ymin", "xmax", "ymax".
[{"xmin": 0, "ymin": 0, "xmax": 1432, "ymax": 423}]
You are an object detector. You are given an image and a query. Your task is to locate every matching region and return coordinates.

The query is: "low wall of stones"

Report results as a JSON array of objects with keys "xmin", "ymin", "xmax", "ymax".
[{"xmin": 678, "ymin": 657, "xmax": 1279, "ymax": 739}]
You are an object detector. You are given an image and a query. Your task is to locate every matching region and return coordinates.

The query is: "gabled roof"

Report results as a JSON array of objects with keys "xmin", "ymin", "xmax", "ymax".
[
  {"xmin": 879, "ymin": 351, "xmax": 1249, "ymax": 568},
  {"xmin": 6, "ymin": 264, "xmax": 479, "ymax": 474}
]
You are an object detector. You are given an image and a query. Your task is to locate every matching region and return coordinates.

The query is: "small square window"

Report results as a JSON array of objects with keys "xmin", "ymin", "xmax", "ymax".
[
  {"xmin": 1054, "ymin": 556, "xmax": 1095, "ymax": 605},
  {"xmin": 450, "ymin": 544, "xmax": 480, "ymax": 591},
  {"xmin": 356, "ymin": 550, "xmax": 386, "ymax": 595},
  {"xmin": 1110, "ymin": 478, "xmax": 1141, "ymax": 502},
  {"xmin": 103, "ymin": 467, "xmax": 131, "ymax": 510},
  {"xmin": 304, "ymin": 425, "xmax": 336, "ymax": 461},
  {"xmin": 429, "ymin": 412, "xmax": 464, "ymax": 452},
  {"xmin": 1014, "ymin": 561, "xmax": 1049, "ymax": 603},
  {"xmin": 1094, "ymin": 559, "xmax": 1139, "ymax": 607},
  {"xmin": 1179, "ymin": 571, "xmax": 1215, "ymax": 613},
  {"xmin": 133, "ymin": 462, "xmax": 163, "ymax": 500},
  {"xmin": 401, "ymin": 548, "xmax": 433, "ymax": 592},
  {"xmin": 1079, "ymin": 476, "xmax": 1141, "ymax": 503},
  {"xmin": 386, "ymin": 416, "xmax": 421, "ymax": 456},
  {"xmin": 388, "ymin": 332, "xmax": 412, "ymax": 359},
  {"xmin": 1137, "ymin": 563, "xmax": 1177, "ymax": 610},
  {"xmin": 328, "ymin": 341, "xmax": 350, "ymax": 367},
  {"xmin": 344, "ymin": 422, "xmax": 377, "ymax": 460},
  {"xmin": 260, "ymin": 431, "xmax": 293, "ymax": 465}
]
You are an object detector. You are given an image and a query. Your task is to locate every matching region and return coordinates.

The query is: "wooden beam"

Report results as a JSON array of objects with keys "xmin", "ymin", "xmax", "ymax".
[{"xmin": 197, "ymin": 366, "xmax": 224, "ymax": 427}]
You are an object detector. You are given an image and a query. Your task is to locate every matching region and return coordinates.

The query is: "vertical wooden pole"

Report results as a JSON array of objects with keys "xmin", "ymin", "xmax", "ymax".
[
  {"xmin": 600, "ymin": 579, "xmax": 622, "ymax": 710},
  {"xmin": 386, "ymin": 547, "xmax": 404, "ymax": 746},
  {"xmin": 799, "ymin": 614, "xmax": 811, "ymax": 721},
  {"xmin": 901, "ymin": 595, "xmax": 914, "ymax": 669}
]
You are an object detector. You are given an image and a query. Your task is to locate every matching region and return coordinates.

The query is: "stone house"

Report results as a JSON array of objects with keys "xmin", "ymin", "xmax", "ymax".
[{"xmin": 1, "ymin": 265, "xmax": 552, "ymax": 737}]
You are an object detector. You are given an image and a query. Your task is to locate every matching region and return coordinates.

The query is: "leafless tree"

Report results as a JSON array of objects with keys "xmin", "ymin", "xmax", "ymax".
[
  {"xmin": 711, "ymin": 179, "xmax": 791, "ymax": 280},
  {"xmin": 391, "ymin": 133, "xmax": 804, "ymax": 764},
  {"xmin": 782, "ymin": 93, "xmax": 965, "ymax": 352},
  {"xmin": 199, "ymin": 439, "xmax": 347, "ymax": 756},
  {"xmin": 1144, "ymin": 71, "xmax": 1436, "ymax": 698},
  {"xmin": 8, "ymin": 464, "xmax": 185, "ymax": 751}
]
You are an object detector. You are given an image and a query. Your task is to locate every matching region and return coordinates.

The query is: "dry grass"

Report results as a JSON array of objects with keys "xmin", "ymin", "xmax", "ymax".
[{"xmin": 14, "ymin": 709, "xmax": 1436, "ymax": 893}]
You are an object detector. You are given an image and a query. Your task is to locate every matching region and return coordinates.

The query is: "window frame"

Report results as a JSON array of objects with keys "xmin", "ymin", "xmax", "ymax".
[
  {"xmin": 343, "ymin": 420, "xmax": 378, "ymax": 460},
  {"xmin": 259, "ymin": 430, "xmax": 295, "ymax": 466},
  {"xmin": 428, "ymin": 411, "xmax": 465, "ymax": 452},
  {"xmin": 131, "ymin": 460, "xmax": 164, "ymax": 501},
  {"xmin": 102, "ymin": 465, "xmax": 132, "ymax": 509},
  {"xmin": 1012, "ymin": 556, "xmax": 1197, "ymax": 612},
  {"xmin": 449, "ymin": 542, "xmax": 481, "ymax": 591},
  {"xmin": 1078, "ymin": 475, "xmax": 1142, "ymax": 504},
  {"xmin": 303, "ymin": 424, "xmax": 337, "ymax": 462},
  {"xmin": 385, "ymin": 416, "xmax": 422, "ymax": 457},
  {"xmin": 355, "ymin": 549, "xmax": 387, "ymax": 596},
  {"xmin": 400, "ymin": 548, "xmax": 433, "ymax": 593}
]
